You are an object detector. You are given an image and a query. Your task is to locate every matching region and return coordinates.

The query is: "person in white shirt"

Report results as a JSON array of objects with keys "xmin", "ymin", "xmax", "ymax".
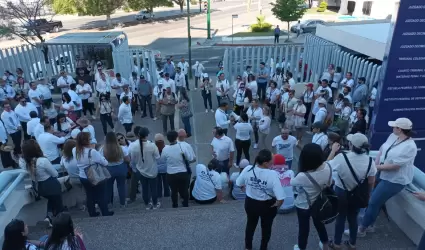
[
  {"xmin": 247, "ymin": 100, "xmax": 262, "ymax": 149},
  {"xmin": 14, "ymin": 96, "xmax": 38, "ymax": 140},
  {"xmin": 26, "ymin": 111, "xmax": 40, "ymax": 138},
  {"xmin": 56, "ymin": 71, "xmax": 76, "ymax": 93},
  {"xmin": 97, "ymin": 93, "xmax": 115, "ymax": 136},
  {"xmin": 272, "ymin": 128, "xmax": 297, "ymax": 169},
  {"xmin": 281, "ymin": 90, "xmax": 298, "ymax": 130},
  {"xmin": 118, "ymin": 96, "xmax": 133, "ymax": 133},
  {"xmin": 111, "ymin": 73, "xmax": 127, "ymax": 102},
  {"xmin": 354, "ymin": 118, "xmax": 417, "ymax": 238},
  {"xmin": 177, "ymin": 57, "xmax": 190, "ymax": 90},
  {"xmin": 174, "ymin": 67, "xmax": 186, "ymax": 96},
  {"xmin": 236, "ymin": 149, "xmax": 284, "ymax": 250},
  {"xmin": 76, "ymin": 80, "xmax": 94, "ymax": 119},
  {"xmin": 229, "ymin": 159, "xmax": 249, "ymax": 200},
  {"xmin": 287, "ymin": 72, "xmax": 296, "ymax": 89},
  {"xmin": 34, "ymin": 116, "xmax": 49, "ymax": 140},
  {"xmin": 1, "ymin": 101, "xmax": 22, "ymax": 155},
  {"xmin": 271, "ymin": 67, "xmax": 284, "ymax": 89},
  {"xmin": 0, "ymin": 119, "xmax": 16, "ymax": 169},
  {"xmin": 340, "ymin": 72, "xmax": 355, "ymax": 93},
  {"xmin": 293, "ymin": 98, "xmax": 307, "ymax": 143},
  {"xmin": 68, "ymin": 84, "xmax": 83, "ymax": 119},
  {"xmin": 211, "ymin": 127, "xmax": 235, "ymax": 175},
  {"xmin": 37, "ymin": 124, "xmax": 66, "ymax": 164},
  {"xmin": 327, "ymin": 133, "xmax": 377, "ymax": 248},
  {"xmin": 153, "ymin": 82, "xmax": 165, "ymax": 120},
  {"xmin": 129, "ymin": 72, "xmax": 139, "ymax": 113},
  {"xmin": 76, "ymin": 117, "xmax": 97, "ymax": 145},
  {"xmin": 265, "ymin": 81, "xmax": 280, "ymax": 120},
  {"xmin": 368, "ymin": 82, "xmax": 377, "ymax": 122},
  {"xmin": 192, "ymin": 61, "xmax": 205, "ymax": 90},
  {"xmin": 60, "ymin": 92, "xmax": 76, "ymax": 120},
  {"xmin": 36, "ymin": 80, "xmax": 52, "ymax": 104},
  {"xmin": 214, "ymin": 102, "xmax": 231, "ymax": 135},
  {"xmin": 95, "ymin": 72, "xmax": 111, "ymax": 96},
  {"xmin": 216, "ymin": 73, "xmax": 230, "ymax": 107},
  {"xmin": 191, "ymin": 159, "xmax": 224, "ymax": 204},
  {"xmin": 177, "ymin": 129, "xmax": 197, "ymax": 162},
  {"xmin": 302, "ymin": 83, "xmax": 314, "ymax": 126},
  {"xmin": 290, "ymin": 143, "xmax": 332, "ymax": 250},
  {"xmin": 242, "ymin": 65, "xmax": 253, "ymax": 84},
  {"xmin": 54, "ymin": 113, "xmax": 76, "ymax": 139},
  {"xmin": 311, "ymin": 121, "xmax": 328, "ymax": 150},
  {"xmin": 161, "ymin": 130, "xmax": 194, "ymax": 208},
  {"xmin": 313, "ymin": 98, "xmax": 327, "ymax": 124},
  {"xmin": 162, "ymin": 73, "xmax": 176, "ymax": 93},
  {"xmin": 232, "ymin": 113, "xmax": 253, "ymax": 167},
  {"xmin": 338, "ymin": 98, "xmax": 352, "ymax": 140},
  {"xmin": 233, "ymin": 81, "xmax": 250, "ymax": 115},
  {"xmin": 0, "ymin": 81, "xmax": 16, "ymax": 104},
  {"xmin": 246, "ymin": 74, "xmax": 258, "ymax": 100},
  {"xmin": 258, "ymin": 106, "xmax": 272, "ymax": 150},
  {"xmin": 28, "ymin": 82, "xmax": 43, "ymax": 115},
  {"xmin": 200, "ymin": 74, "xmax": 214, "ymax": 113}
]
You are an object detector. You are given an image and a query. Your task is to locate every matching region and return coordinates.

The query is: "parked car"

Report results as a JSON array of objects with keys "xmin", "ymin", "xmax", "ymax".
[
  {"xmin": 134, "ymin": 10, "xmax": 154, "ymax": 20},
  {"xmin": 290, "ymin": 19, "xmax": 325, "ymax": 34},
  {"xmin": 19, "ymin": 19, "xmax": 63, "ymax": 35}
]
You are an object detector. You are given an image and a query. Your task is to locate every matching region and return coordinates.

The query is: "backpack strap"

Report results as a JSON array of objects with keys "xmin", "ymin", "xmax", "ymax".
[
  {"xmin": 304, "ymin": 162, "xmax": 333, "ymax": 190},
  {"xmin": 341, "ymin": 152, "xmax": 360, "ymax": 185}
]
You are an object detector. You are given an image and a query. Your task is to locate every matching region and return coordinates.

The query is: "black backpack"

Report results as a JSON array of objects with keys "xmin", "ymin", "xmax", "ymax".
[
  {"xmin": 338, "ymin": 153, "xmax": 372, "ymax": 208},
  {"xmin": 304, "ymin": 163, "xmax": 338, "ymax": 224}
]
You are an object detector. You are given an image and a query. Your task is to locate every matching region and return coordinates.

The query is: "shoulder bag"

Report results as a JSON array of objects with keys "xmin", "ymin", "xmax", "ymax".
[{"xmin": 84, "ymin": 149, "xmax": 111, "ymax": 185}]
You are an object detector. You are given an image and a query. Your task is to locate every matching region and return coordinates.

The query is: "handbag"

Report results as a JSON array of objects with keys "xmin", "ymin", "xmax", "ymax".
[
  {"xmin": 58, "ymin": 162, "xmax": 73, "ymax": 192},
  {"xmin": 84, "ymin": 149, "xmax": 111, "ymax": 185}
]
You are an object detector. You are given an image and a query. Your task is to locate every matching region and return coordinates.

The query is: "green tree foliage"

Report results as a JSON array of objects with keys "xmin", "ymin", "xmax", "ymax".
[
  {"xmin": 127, "ymin": 0, "xmax": 172, "ymax": 13},
  {"xmin": 171, "ymin": 0, "xmax": 185, "ymax": 12},
  {"xmin": 270, "ymin": 0, "xmax": 307, "ymax": 40},
  {"xmin": 52, "ymin": 0, "xmax": 78, "ymax": 14},
  {"xmin": 317, "ymin": 1, "xmax": 328, "ymax": 12},
  {"xmin": 75, "ymin": 0, "xmax": 126, "ymax": 27}
]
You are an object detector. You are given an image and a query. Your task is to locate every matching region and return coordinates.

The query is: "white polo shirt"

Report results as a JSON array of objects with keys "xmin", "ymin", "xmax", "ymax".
[
  {"xmin": 314, "ymin": 107, "xmax": 327, "ymax": 123},
  {"xmin": 37, "ymin": 132, "xmax": 66, "ymax": 161},
  {"xmin": 118, "ymin": 103, "xmax": 133, "ymax": 124},
  {"xmin": 192, "ymin": 164, "xmax": 222, "ymax": 201},
  {"xmin": 215, "ymin": 108, "xmax": 230, "ymax": 129},
  {"xmin": 111, "ymin": 78, "xmax": 128, "ymax": 95},
  {"xmin": 312, "ymin": 132, "xmax": 328, "ymax": 150},
  {"xmin": 76, "ymin": 83, "xmax": 92, "ymax": 100},
  {"xmin": 266, "ymin": 87, "xmax": 280, "ymax": 104},
  {"xmin": 57, "ymin": 75, "xmax": 76, "ymax": 93},
  {"xmin": 234, "ymin": 122, "xmax": 253, "ymax": 141},
  {"xmin": 211, "ymin": 135, "xmax": 235, "ymax": 161},
  {"xmin": 216, "ymin": 79, "xmax": 230, "ymax": 96},
  {"xmin": 272, "ymin": 135, "xmax": 297, "ymax": 161},
  {"xmin": 28, "ymin": 88, "xmax": 42, "ymax": 107},
  {"xmin": 162, "ymin": 143, "xmax": 195, "ymax": 174}
]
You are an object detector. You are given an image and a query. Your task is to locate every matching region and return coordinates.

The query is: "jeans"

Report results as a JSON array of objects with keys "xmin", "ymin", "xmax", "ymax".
[
  {"xmin": 235, "ymin": 139, "xmax": 250, "ymax": 165},
  {"xmin": 100, "ymin": 113, "xmax": 114, "ymax": 135},
  {"xmin": 257, "ymin": 83, "xmax": 267, "ymax": 101},
  {"xmin": 137, "ymin": 172, "xmax": 158, "ymax": 205},
  {"xmin": 418, "ymin": 231, "xmax": 425, "ymax": 250},
  {"xmin": 217, "ymin": 159, "xmax": 230, "ymax": 175},
  {"xmin": 82, "ymin": 99, "xmax": 93, "ymax": 116},
  {"xmin": 253, "ymin": 126, "xmax": 259, "ymax": 144},
  {"xmin": 267, "ymin": 103, "xmax": 277, "ymax": 119},
  {"xmin": 296, "ymin": 207, "xmax": 329, "ymax": 249},
  {"xmin": 10, "ymin": 130, "xmax": 22, "ymax": 154},
  {"xmin": 80, "ymin": 177, "xmax": 111, "ymax": 217},
  {"xmin": 361, "ymin": 179, "xmax": 405, "ymax": 228},
  {"xmin": 128, "ymin": 169, "xmax": 139, "ymax": 202},
  {"xmin": 123, "ymin": 123, "xmax": 133, "ymax": 133},
  {"xmin": 202, "ymin": 91, "xmax": 212, "ymax": 109},
  {"xmin": 106, "ymin": 163, "xmax": 127, "ymax": 206},
  {"xmin": 140, "ymin": 95, "xmax": 153, "ymax": 117},
  {"xmin": 162, "ymin": 114, "xmax": 175, "ymax": 133},
  {"xmin": 181, "ymin": 116, "xmax": 192, "ymax": 136},
  {"xmin": 334, "ymin": 186, "xmax": 360, "ymax": 245},
  {"xmin": 244, "ymin": 196, "xmax": 277, "ymax": 250},
  {"xmin": 167, "ymin": 172, "xmax": 190, "ymax": 208},
  {"xmin": 157, "ymin": 173, "xmax": 170, "ymax": 198},
  {"xmin": 185, "ymin": 74, "xmax": 189, "ymax": 90},
  {"xmin": 43, "ymin": 194, "xmax": 63, "ymax": 217}
]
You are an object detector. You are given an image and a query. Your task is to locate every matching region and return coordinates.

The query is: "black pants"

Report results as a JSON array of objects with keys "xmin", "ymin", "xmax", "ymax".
[
  {"xmin": 202, "ymin": 91, "xmax": 212, "ymax": 109},
  {"xmin": 185, "ymin": 74, "xmax": 190, "ymax": 90},
  {"xmin": 304, "ymin": 102, "xmax": 312, "ymax": 125},
  {"xmin": 100, "ymin": 113, "xmax": 114, "ymax": 135},
  {"xmin": 245, "ymin": 196, "xmax": 277, "ymax": 250},
  {"xmin": 0, "ymin": 141, "xmax": 17, "ymax": 168},
  {"xmin": 51, "ymin": 157, "xmax": 61, "ymax": 165},
  {"xmin": 133, "ymin": 93, "xmax": 139, "ymax": 111},
  {"xmin": 235, "ymin": 139, "xmax": 250, "ymax": 165},
  {"xmin": 234, "ymin": 105, "xmax": 244, "ymax": 116},
  {"xmin": 267, "ymin": 103, "xmax": 277, "ymax": 119},
  {"xmin": 274, "ymin": 34, "xmax": 279, "ymax": 44},
  {"xmin": 162, "ymin": 114, "xmax": 175, "ymax": 133},
  {"xmin": 189, "ymin": 178, "xmax": 217, "ymax": 204},
  {"xmin": 82, "ymin": 99, "xmax": 93, "ymax": 116},
  {"xmin": 20, "ymin": 121, "xmax": 30, "ymax": 140},
  {"xmin": 10, "ymin": 130, "xmax": 22, "ymax": 155},
  {"xmin": 167, "ymin": 172, "xmax": 190, "ymax": 208},
  {"xmin": 296, "ymin": 207, "xmax": 329, "ymax": 249},
  {"xmin": 253, "ymin": 126, "xmax": 259, "ymax": 144},
  {"xmin": 140, "ymin": 95, "xmax": 153, "ymax": 117},
  {"xmin": 195, "ymin": 76, "xmax": 200, "ymax": 88},
  {"xmin": 123, "ymin": 123, "xmax": 133, "ymax": 133},
  {"xmin": 258, "ymin": 83, "xmax": 267, "ymax": 101},
  {"xmin": 43, "ymin": 194, "xmax": 64, "ymax": 217}
]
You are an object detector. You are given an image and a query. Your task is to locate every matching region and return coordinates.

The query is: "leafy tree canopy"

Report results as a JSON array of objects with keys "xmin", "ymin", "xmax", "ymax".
[{"xmin": 271, "ymin": 0, "xmax": 307, "ymax": 23}]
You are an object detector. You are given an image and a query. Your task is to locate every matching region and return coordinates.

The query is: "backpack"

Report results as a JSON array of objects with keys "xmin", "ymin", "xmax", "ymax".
[
  {"xmin": 303, "ymin": 163, "xmax": 338, "ymax": 224},
  {"xmin": 338, "ymin": 153, "xmax": 372, "ymax": 208}
]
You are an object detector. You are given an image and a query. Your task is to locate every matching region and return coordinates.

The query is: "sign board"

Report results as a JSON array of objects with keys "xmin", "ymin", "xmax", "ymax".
[
  {"xmin": 232, "ymin": 14, "xmax": 239, "ymax": 18},
  {"xmin": 370, "ymin": 0, "xmax": 425, "ymax": 171}
]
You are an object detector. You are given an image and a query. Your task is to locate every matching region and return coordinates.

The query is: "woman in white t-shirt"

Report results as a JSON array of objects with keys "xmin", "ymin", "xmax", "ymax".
[
  {"xmin": 293, "ymin": 98, "xmax": 307, "ymax": 143},
  {"xmin": 265, "ymin": 80, "xmax": 280, "ymax": 120},
  {"xmin": 60, "ymin": 92, "xmax": 77, "ymax": 121},
  {"xmin": 311, "ymin": 121, "xmax": 328, "ymax": 151},
  {"xmin": 356, "ymin": 118, "xmax": 417, "ymax": 238},
  {"xmin": 258, "ymin": 106, "xmax": 271, "ymax": 150},
  {"xmin": 327, "ymin": 133, "xmax": 377, "ymax": 249},
  {"xmin": 191, "ymin": 159, "xmax": 224, "ymax": 204},
  {"xmin": 333, "ymin": 93, "xmax": 344, "ymax": 122},
  {"xmin": 233, "ymin": 113, "xmax": 253, "ymax": 167},
  {"xmin": 246, "ymin": 74, "xmax": 258, "ymax": 100},
  {"xmin": 302, "ymin": 83, "xmax": 314, "ymax": 125},
  {"xmin": 54, "ymin": 113, "xmax": 76, "ymax": 138},
  {"xmin": 236, "ymin": 149, "xmax": 284, "ymax": 250},
  {"xmin": 246, "ymin": 99, "xmax": 262, "ymax": 149},
  {"xmin": 291, "ymin": 143, "xmax": 332, "ymax": 250},
  {"xmin": 229, "ymin": 159, "xmax": 249, "ymax": 200}
]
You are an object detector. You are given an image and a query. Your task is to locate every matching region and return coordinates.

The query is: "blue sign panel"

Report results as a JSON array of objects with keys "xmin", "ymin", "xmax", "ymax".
[{"xmin": 370, "ymin": 1, "xmax": 425, "ymax": 171}]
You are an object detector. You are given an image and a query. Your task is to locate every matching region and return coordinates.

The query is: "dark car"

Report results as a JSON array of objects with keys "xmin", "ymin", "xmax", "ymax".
[
  {"xmin": 290, "ymin": 19, "xmax": 325, "ymax": 34},
  {"xmin": 20, "ymin": 18, "xmax": 63, "ymax": 35}
]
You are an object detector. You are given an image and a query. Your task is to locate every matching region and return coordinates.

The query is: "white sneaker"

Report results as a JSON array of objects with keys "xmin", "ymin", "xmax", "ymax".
[
  {"xmin": 253, "ymin": 143, "xmax": 258, "ymax": 149},
  {"xmin": 210, "ymin": 109, "xmax": 214, "ymax": 112},
  {"xmin": 91, "ymin": 115, "xmax": 96, "ymax": 120},
  {"xmin": 233, "ymin": 163, "xmax": 238, "ymax": 168},
  {"xmin": 194, "ymin": 88, "xmax": 197, "ymax": 90},
  {"xmin": 154, "ymin": 201, "xmax": 161, "ymax": 210},
  {"xmin": 319, "ymin": 242, "xmax": 323, "ymax": 249},
  {"xmin": 205, "ymin": 109, "xmax": 208, "ymax": 113},
  {"xmin": 146, "ymin": 202, "xmax": 153, "ymax": 210},
  {"xmin": 293, "ymin": 245, "xmax": 301, "ymax": 250},
  {"xmin": 344, "ymin": 226, "xmax": 372, "ymax": 237},
  {"xmin": 153, "ymin": 117, "xmax": 158, "ymax": 121},
  {"xmin": 112, "ymin": 128, "xmax": 116, "ymax": 132}
]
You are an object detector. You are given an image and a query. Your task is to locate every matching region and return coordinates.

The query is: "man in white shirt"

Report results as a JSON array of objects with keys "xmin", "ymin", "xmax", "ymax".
[
  {"xmin": 272, "ymin": 128, "xmax": 297, "ymax": 169},
  {"xmin": 162, "ymin": 73, "xmax": 176, "ymax": 93},
  {"xmin": 118, "ymin": 96, "xmax": 133, "ymax": 133},
  {"xmin": 313, "ymin": 98, "xmax": 328, "ymax": 124},
  {"xmin": 211, "ymin": 127, "xmax": 235, "ymax": 175},
  {"xmin": 76, "ymin": 80, "xmax": 95, "ymax": 119},
  {"xmin": 37, "ymin": 124, "xmax": 66, "ymax": 164},
  {"xmin": 177, "ymin": 57, "xmax": 190, "ymax": 90},
  {"xmin": 312, "ymin": 121, "xmax": 328, "ymax": 150},
  {"xmin": 56, "ymin": 70, "xmax": 76, "ymax": 93},
  {"xmin": 69, "ymin": 84, "xmax": 83, "ymax": 119},
  {"xmin": 216, "ymin": 73, "xmax": 230, "ymax": 106},
  {"xmin": 14, "ymin": 96, "xmax": 38, "ymax": 140},
  {"xmin": 27, "ymin": 111, "xmax": 40, "ymax": 138},
  {"xmin": 192, "ymin": 61, "xmax": 205, "ymax": 90},
  {"xmin": 174, "ymin": 67, "xmax": 186, "ymax": 96},
  {"xmin": 0, "ymin": 81, "xmax": 16, "ymax": 104},
  {"xmin": 215, "ymin": 102, "xmax": 231, "ymax": 135},
  {"xmin": 34, "ymin": 116, "xmax": 49, "ymax": 140},
  {"xmin": 177, "ymin": 129, "xmax": 196, "ymax": 161},
  {"xmin": 36, "ymin": 80, "xmax": 53, "ymax": 104},
  {"xmin": 287, "ymin": 72, "xmax": 296, "ymax": 89},
  {"xmin": 111, "ymin": 73, "xmax": 127, "ymax": 102},
  {"xmin": 340, "ymin": 72, "xmax": 355, "ymax": 93},
  {"xmin": 28, "ymin": 82, "xmax": 43, "ymax": 116},
  {"xmin": 1, "ymin": 102, "xmax": 22, "ymax": 155}
]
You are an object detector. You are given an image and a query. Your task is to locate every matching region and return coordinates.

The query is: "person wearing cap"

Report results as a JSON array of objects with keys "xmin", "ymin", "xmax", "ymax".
[
  {"xmin": 118, "ymin": 96, "xmax": 134, "ymax": 133},
  {"xmin": 327, "ymin": 133, "xmax": 376, "ymax": 249},
  {"xmin": 177, "ymin": 57, "xmax": 190, "ymax": 91},
  {"xmin": 352, "ymin": 77, "xmax": 368, "ymax": 106},
  {"xmin": 174, "ymin": 66, "xmax": 186, "ymax": 96},
  {"xmin": 312, "ymin": 97, "xmax": 328, "ymax": 125},
  {"xmin": 311, "ymin": 121, "xmax": 328, "ymax": 151},
  {"xmin": 272, "ymin": 128, "xmax": 297, "ymax": 169},
  {"xmin": 77, "ymin": 117, "xmax": 97, "ymax": 145},
  {"xmin": 352, "ymin": 118, "xmax": 417, "ymax": 238},
  {"xmin": 153, "ymin": 81, "xmax": 165, "ymax": 120},
  {"xmin": 57, "ymin": 70, "xmax": 76, "ymax": 94},
  {"xmin": 162, "ymin": 73, "xmax": 176, "ymax": 93},
  {"xmin": 302, "ymin": 83, "xmax": 314, "ymax": 125},
  {"xmin": 229, "ymin": 159, "xmax": 249, "ymax": 200},
  {"xmin": 215, "ymin": 72, "xmax": 230, "ymax": 107},
  {"xmin": 192, "ymin": 61, "xmax": 205, "ymax": 90},
  {"xmin": 257, "ymin": 62, "xmax": 269, "ymax": 101},
  {"xmin": 270, "ymin": 154, "xmax": 295, "ymax": 213},
  {"xmin": 163, "ymin": 58, "xmax": 175, "ymax": 79},
  {"xmin": 137, "ymin": 75, "xmax": 153, "ymax": 119},
  {"xmin": 200, "ymin": 73, "xmax": 213, "ymax": 113},
  {"xmin": 190, "ymin": 159, "xmax": 224, "ymax": 204}
]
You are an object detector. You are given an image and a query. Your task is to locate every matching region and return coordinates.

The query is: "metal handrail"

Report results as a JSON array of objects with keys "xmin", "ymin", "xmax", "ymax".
[{"xmin": 0, "ymin": 169, "xmax": 28, "ymax": 212}]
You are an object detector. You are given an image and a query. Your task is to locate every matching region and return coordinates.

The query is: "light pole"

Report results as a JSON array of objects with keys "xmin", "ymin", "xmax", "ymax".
[
  {"xmin": 187, "ymin": 0, "xmax": 192, "ymax": 79},
  {"xmin": 231, "ymin": 14, "xmax": 238, "ymax": 45},
  {"xmin": 207, "ymin": 0, "xmax": 211, "ymax": 39}
]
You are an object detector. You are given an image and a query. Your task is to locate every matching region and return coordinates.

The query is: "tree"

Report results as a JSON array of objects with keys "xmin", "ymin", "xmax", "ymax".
[
  {"xmin": 171, "ymin": 0, "xmax": 185, "ymax": 12},
  {"xmin": 52, "ymin": 0, "xmax": 78, "ymax": 14},
  {"xmin": 0, "ymin": 0, "xmax": 52, "ymax": 64},
  {"xmin": 271, "ymin": 0, "xmax": 307, "ymax": 41},
  {"xmin": 127, "ymin": 0, "xmax": 172, "ymax": 14},
  {"xmin": 75, "ymin": 0, "xmax": 126, "ymax": 28},
  {"xmin": 308, "ymin": 0, "xmax": 313, "ymax": 8}
]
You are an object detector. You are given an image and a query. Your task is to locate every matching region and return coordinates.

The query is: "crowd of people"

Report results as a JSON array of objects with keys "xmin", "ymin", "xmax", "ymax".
[{"xmin": 0, "ymin": 54, "xmax": 423, "ymax": 250}]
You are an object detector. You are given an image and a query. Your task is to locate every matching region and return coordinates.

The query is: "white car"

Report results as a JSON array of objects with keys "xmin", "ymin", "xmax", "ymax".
[{"xmin": 135, "ymin": 10, "xmax": 154, "ymax": 20}]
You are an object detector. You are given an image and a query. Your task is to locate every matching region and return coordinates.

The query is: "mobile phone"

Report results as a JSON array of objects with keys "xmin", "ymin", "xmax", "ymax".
[{"xmin": 405, "ymin": 187, "xmax": 416, "ymax": 194}]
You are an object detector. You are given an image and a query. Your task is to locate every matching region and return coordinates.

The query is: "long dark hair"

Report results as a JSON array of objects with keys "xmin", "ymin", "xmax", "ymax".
[
  {"xmin": 180, "ymin": 88, "xmax": 190, "ymax": 102},
  {"xmin": 62, "ymin": 139, "xmax": 76, "ymax": 162},
  {"xmin": 138, "ymin": 127, "xmax": 150, "ymax": 163},
  {"xmin": 2, "ymin": 219, "xmax": 27, "ymax": 250},
  {"xmin": 75, "ymin": 132, "xmax": 91, "ymax": 160},
  {"xmin": 45, "ymin": 212, "xmax": 80, "ymax": 250},
  {"xmin": 22, "ymin": 140, "xmax": 44, "ymax": 177},
  {"xmin": 103, "ymin": 132, "xmax": 123, "ymax": 162},
  {"xmin": 255, "ymin": 149, "xmax": 273, "ymax": 167},
  {"xmin": 62, "ymin": 92, "xmax": 72, "ymax": 104},
  {"xmin": 298, "ymin": 143, "xmax": 324, "ymax": 173},
  {"xmin": 56, "ymin": 113, "xmax": 67, "ymax": 132}
]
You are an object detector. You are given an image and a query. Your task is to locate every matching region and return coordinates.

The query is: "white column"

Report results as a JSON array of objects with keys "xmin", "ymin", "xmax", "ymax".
[
  {"xmin": 338, "ymin": 0, "xmax": 349, "ymax": 15},
  {"xmin": 353, "ymin": 0, "xmax": 365, "ymax": 16}
]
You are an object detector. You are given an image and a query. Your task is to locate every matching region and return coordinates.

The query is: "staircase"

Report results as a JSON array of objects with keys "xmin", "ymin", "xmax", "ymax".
[{"xmin": 21, "ymin": 195, "xmax": 416, "ymax": 250}]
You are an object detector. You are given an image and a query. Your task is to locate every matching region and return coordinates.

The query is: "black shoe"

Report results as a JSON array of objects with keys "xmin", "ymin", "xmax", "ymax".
[
  {"xmin": 89, "ymin": 212, "xmax": 101, "ymax": 217},
  {"xmin": 104, "ymin": 211, "xmax": 114, "ymax": 216},
  {"xmin": 141, "ymin": 115, "xmax": 147, "ymax": 118}
]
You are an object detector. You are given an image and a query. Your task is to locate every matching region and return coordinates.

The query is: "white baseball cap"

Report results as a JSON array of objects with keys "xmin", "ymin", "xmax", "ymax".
[
  {"xmin": 347, "ymin": 133, "xmax": 368, "ymax": 148},
  {"xmin": 317, "ymin": 98, "xmax": 327, "ymax": 105},
  {"xmin": 388, "ymin": 118, "xmax": 413, "ymax": 130}
]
